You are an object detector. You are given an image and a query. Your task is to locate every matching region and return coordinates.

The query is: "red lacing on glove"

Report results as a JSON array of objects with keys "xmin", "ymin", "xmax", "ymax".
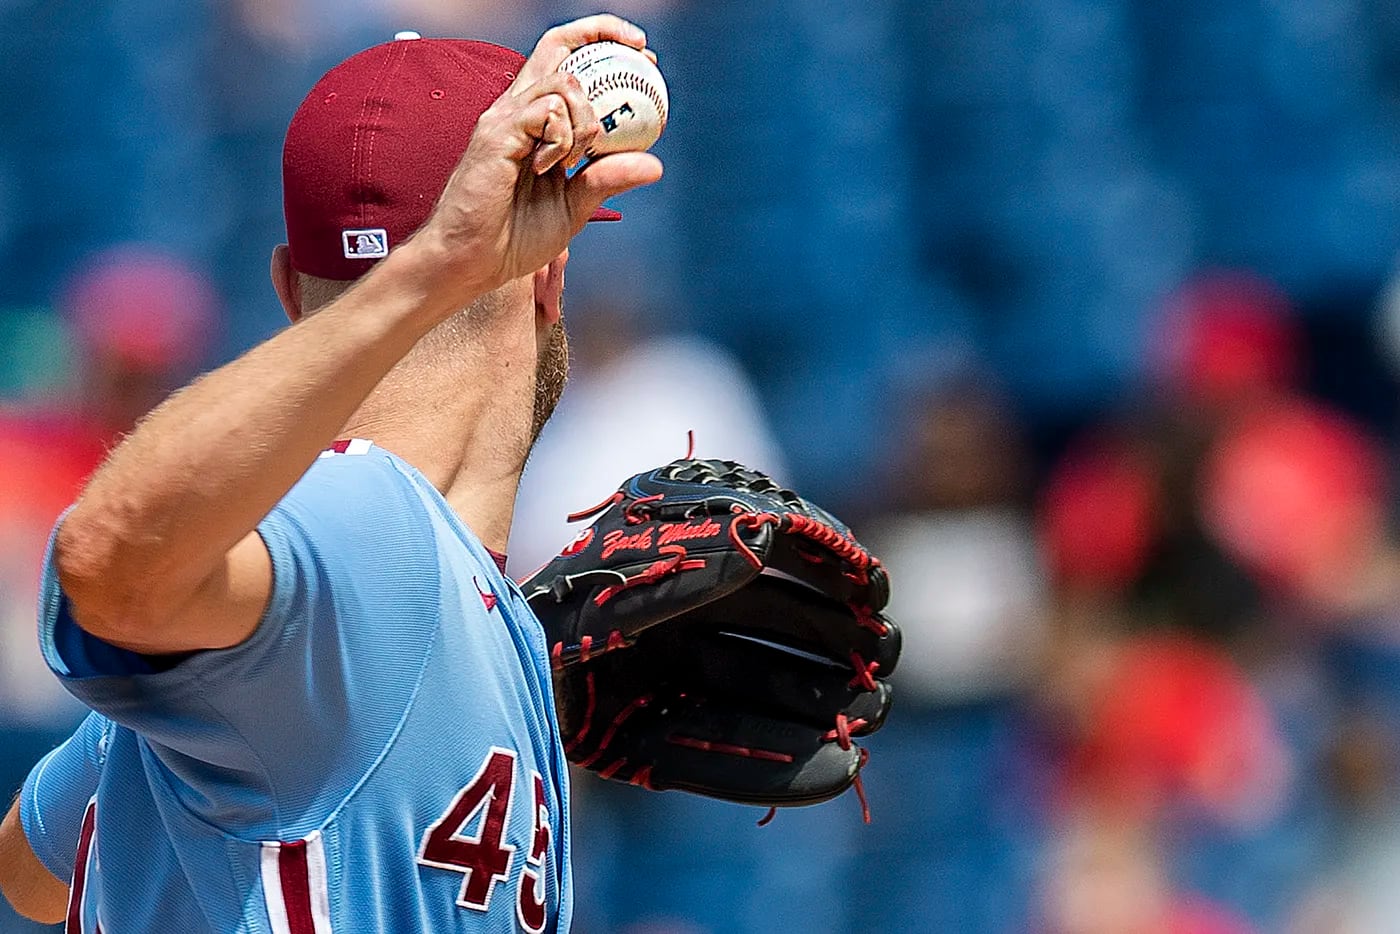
[
  {"xmin": 728, "ymin": 510, "xmax": 782, "ymax": 569},
  {"xmin": 728, "ymin": 509, "xmax": 879, "ymax": 588},
  {"xmin": 551, "ymin": 629, "xmax": 627, "ymax": 670},
  {"xmin": 782, "ymin": 513, "xmax": 874, "ymax": 584},
  {"xmin": 624, "ymin": 493, "xmax": 665, "ymax": 525},
  {"xmin": 853, "ymin": 748, "xmax": 871, "ymax": 824},
  {"xmin": 851, "ymin": 604, "xmax": 890, "ymax": 637},
  {"xmin": 848, "ymin": 652, "xmax": 880, "ymax": 691},
  {"xmin": 822, "ymin": 713, "xmax": 874, "ymax": 825},
  {"xmin": 629, "ymin": 765, "xmax": 655, "ymax": 790},
  {"xmin": 593, "ymin": 545, "xmax": 706, "ymax": 605},
  {"xmin": 823, "ymin": 713, "xmax": 868, "ymax": 748},
  {"xmin": 564, "ymin": 671, "xmax": 598, "ymax": 756},
  {"xmin": 666, "ymin": 732, "xmax": 795, "ymax": 828},
  {"xmin": 568, "ymin": 490, "xmax": 623, "ymax": 523},
  {"xmin": 576, "ymin": 694, "xmax": 653, "ymax": 769},
  {"xmin": 665, "ymin": 734, "xmax": 795, "ymax": 763},
  {"xmin": 755, "ymin": 717, "xmax": 876, "ymax": 828},
  {"xmin": 566, "ymin": 490, "xmax": 664, "ymax": 526}
]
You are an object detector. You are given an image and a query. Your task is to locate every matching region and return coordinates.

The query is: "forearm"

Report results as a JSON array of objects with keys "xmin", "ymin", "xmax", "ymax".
[
  {"xmin": 0, "ymin": 797, "xmax": 67, "ymax": 924},
  {"xmin": 57, "ymin": 244, "xmax": 460, "ymax": 621}
]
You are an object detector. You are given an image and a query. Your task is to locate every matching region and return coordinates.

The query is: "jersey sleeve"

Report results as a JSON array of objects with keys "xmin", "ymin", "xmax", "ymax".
[
  {"xmin": 35, "ymin": 452, "xmax": 446, "ymax": 830},
  {"xmin": 18, "ymin": 713, "xmax": 109, "ymax": 881}
]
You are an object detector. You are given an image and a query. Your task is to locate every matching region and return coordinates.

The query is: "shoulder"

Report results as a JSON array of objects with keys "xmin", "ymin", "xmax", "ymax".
[
  {"xmin": 272, "ymin": 444, "xmax": 430, "ymax": 534},
  {"xmin": 257, "ymin": 444, "xmax": 443, "ymax": 609}
]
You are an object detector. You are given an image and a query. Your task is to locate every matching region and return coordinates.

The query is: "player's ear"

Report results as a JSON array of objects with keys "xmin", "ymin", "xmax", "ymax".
[
  {"xmin": 532, "ymin": 249, "xmax": 569, "ymax": 326},
  {"xmin": 270, "ymin": 244, "xmax": 304, "ymax": 324}
]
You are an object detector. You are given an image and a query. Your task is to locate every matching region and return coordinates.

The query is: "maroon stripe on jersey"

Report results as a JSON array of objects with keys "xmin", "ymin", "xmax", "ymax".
[
  {"xmin": 326, "ymin": 439, "xmax": 353, "ymax": 454},
  {"xmin": 66, "ymin": 799, "xmax": 97, "ymax": 933},
  {"xmin": 277, "ymin": 840, "xmax": 317, "ymax": 934}
]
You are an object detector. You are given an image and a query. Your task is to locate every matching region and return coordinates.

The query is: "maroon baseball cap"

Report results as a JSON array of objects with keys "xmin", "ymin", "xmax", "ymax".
[{"xmin": 283, "ymin": 32, "xmax": 621, "ymax": 282}]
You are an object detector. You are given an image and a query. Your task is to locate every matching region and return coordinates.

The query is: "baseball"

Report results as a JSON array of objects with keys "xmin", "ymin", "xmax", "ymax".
[{"xmin": 559, "ymin": 41, "xmax": 669, "ymax": 156}]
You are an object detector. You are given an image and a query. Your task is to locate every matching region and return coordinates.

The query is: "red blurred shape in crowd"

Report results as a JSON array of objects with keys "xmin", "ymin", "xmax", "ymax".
[
  {"xmin": 1164, "ymin": 899, "xmax": 1258, "ymax": 934},
  {"xmin": 1039, "ymin": 438, "xmax": 1161, "ymax": 589},
  {"xmin": 0, "ymin": 410, "xmax": 106, "ymax": 533},
  {"xmin": 1200, "ymin": 399, "xmax": 1386, "ymax": 604},
  {"xmin": 1066, "ymin": 634, "xmax": 1286, "ymax": 825},
  {"xmin": 1, "ymin": 246, "xmax": 219, "ymax": 623},
  {"xmin": 64, "ymin": 245, "xmax": 218, "ymax": 373},
  {"xmin": 1154, "ymin": 271, "xmax": 1301, "ymax": 409}
]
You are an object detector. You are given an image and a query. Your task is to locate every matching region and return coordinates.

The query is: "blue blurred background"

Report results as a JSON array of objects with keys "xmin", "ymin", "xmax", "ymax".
[{"xmin": 8, "ymin": 0, "xmax": 1400, "ymax": 930}]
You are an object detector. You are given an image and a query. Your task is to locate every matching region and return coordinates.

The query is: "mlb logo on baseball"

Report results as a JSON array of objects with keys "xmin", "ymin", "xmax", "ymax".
[
  {"xmin": 342, "ymin": 228, "xmax": 389, "ymax": 259},
  {"xmin": 600, "ymin": 102, "xmax": 635, "ymax": 133}
]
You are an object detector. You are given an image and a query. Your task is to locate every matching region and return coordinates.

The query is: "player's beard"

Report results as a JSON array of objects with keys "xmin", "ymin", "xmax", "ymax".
[{"xmin": 531, "ymin": 320, "xmax": 569, "ymax": 445}]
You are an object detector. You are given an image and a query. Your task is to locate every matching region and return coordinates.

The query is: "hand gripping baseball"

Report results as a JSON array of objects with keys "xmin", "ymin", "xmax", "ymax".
[{"xmin": 417, "ymin": 15, "xmax": 664, "ymax": 308}]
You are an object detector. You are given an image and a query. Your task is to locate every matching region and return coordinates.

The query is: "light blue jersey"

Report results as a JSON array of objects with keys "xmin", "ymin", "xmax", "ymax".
[{"xmin": 19, "ymin": 441, "xmax": 572, "ymax": 933}]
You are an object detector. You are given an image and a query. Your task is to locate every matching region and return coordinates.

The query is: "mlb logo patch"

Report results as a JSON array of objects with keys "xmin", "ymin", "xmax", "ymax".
[{"xmin": 342, "ymin": 228, "xmax": 389, "ymax": 259}]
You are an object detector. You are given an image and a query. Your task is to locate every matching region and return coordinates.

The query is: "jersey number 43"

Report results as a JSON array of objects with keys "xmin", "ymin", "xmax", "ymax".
[{"xmin": 416, "ymin": 747, "xmax": 553, "ymax": 933}]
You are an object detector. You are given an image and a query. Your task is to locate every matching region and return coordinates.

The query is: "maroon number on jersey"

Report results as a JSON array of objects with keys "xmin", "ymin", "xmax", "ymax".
[
  {"xmin": 516, "ymin": 772, "xmax": 552, "ymax": 934},
  {"xmin": 417, "ymin": 748, "xmax": 518, "ymax": 910}
]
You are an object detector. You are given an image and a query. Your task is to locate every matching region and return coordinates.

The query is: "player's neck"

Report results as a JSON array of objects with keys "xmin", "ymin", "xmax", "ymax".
[{"xmin": 340, "ymin": 339, "xmax": 537, "ymax": 554}]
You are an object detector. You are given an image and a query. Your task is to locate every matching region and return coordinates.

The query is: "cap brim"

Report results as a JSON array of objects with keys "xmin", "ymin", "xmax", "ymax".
[{"xmin": 589, "ymin": 207, "xmax": 623, "ymax": 222}]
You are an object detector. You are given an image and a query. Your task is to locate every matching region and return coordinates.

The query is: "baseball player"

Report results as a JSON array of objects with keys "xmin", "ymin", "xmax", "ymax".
[{"xmin": 0, "ymin": 15, "xmax": 662, "ymax": 931}]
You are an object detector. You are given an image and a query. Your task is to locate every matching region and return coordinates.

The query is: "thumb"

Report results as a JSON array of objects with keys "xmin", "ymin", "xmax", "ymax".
[{"xmin": 567, "ymin": 153, "xmax": 664, "ymax": 224}]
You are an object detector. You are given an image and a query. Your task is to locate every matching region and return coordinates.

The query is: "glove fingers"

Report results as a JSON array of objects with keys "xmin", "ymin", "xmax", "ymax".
[
  {"xmin": 570, "ymin": 688, "xmax": 866, "ymax": 807},
  {"xmin": 671, "ymin": 575, "xmax": 901, "ymax": 677},
  {"xmin": 639, "ymin": 624, "xmax": 894, "ymax": 735},
  {"xmin": 648, "ymin": 710, "xmax": 862, "ymax": 807}
]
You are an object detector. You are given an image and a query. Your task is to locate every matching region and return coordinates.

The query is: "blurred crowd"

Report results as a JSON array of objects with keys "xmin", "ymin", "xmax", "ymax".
[{"xmin": 7, "ymin": 0, "xmax": 1400, "ymax": 932}]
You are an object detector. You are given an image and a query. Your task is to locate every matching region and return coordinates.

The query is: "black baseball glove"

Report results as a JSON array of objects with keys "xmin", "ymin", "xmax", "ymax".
[{"xmin": 520, "ymin": 458, "xmax": 900, "ymax": 821}]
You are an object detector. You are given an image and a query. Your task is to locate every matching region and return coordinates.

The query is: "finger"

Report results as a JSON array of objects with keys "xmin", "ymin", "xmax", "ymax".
[
  {"xmin": 532, "ymin": 106, "xmax": 573, "ymax": 175},
  {"xmin": 559, "ymin": 76, "xmax": 601, "ymax": 168},
  {"xmin": 513, "ymin": 92, "xmax": 572, "ymax": 174},
  {"xmin": 513, "ymin": 14, "xmax": 647, "ymax": 90},
  {"xmin": 567, "ymin": 152, "xmax": 663, "ymax": 224},
  {"xmin": 518, "ymin": 72, "xmax": 600, "ymax": 170}
]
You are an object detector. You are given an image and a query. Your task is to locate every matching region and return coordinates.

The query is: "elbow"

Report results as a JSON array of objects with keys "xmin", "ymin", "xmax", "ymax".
[
  {"xmin": 0, "ymin": 879, "xmax": 66, "ymax": 925},
  {"xmin": 52, "ymin": 510, "xmax": 152, "ymax": 643}
]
